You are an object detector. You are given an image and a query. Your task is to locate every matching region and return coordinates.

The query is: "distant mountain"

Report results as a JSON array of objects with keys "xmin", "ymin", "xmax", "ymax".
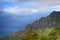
[{"xmin": 25, "ymin": 11, "xmax": 60, "ymax": 30}]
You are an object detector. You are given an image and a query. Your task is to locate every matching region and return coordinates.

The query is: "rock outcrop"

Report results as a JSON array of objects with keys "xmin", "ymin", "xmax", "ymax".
[{"xmin": 25, "ymin": 11, "xmax": 60, "ymax": 30}]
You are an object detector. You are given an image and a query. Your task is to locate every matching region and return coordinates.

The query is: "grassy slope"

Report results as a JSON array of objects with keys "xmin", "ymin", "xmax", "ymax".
[{"xmin": 1, "ymin": 26, "xmax": 60, "ymax": 40}]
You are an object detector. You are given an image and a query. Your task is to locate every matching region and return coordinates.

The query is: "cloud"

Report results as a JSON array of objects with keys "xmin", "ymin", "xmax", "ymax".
[
  {"xmin": 3, "ymin": 5, "xmax": 60, "ymax": 15},
  {"xmin": 1, "ymin": 0, "xmax": 37, "ymax": 2},
  {"xmin": 2, "ymin": 0, "xmax": 60, "ymax": 15},
  {"xmin": 50, "ymin": 5, "xmax": 60, "ymax": 11},
  {"xmin": 1, "ymin": 0, "xmax": 60, "ymax": 6},
  {"xmin": 4, "ymin": 6, "xmax": 39, "ymax": 14},
  {"xmin": 1, "ymin": 0, "xmax": 60, "ymax": 9},
  {"xmin": 1, "ymin": 0, "xmax": 18, "ymax": 2},
  {"xmin": 37, "ymin": 0, "xmax": 60, "ymax": 7}
]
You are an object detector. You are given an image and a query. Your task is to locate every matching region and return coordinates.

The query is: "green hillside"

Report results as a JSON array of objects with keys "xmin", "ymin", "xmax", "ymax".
[{"xmin": 1, "ymin": 26, "xmax": 60, "ymax": 40}]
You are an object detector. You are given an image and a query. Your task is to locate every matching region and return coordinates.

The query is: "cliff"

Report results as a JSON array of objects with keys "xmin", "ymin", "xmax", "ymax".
[{"xmin": 25, "ymin": 11, "xmax": 60, "ymax": 30}]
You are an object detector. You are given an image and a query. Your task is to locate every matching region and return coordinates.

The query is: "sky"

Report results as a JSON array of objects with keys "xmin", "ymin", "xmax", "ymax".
[
  {"xmin": 1, "ymin": 0, "xmax": 60, "ymax": 37},
  {"xmin": 1, "ymin": 0, "xmax": 60, "ymax": 15}
]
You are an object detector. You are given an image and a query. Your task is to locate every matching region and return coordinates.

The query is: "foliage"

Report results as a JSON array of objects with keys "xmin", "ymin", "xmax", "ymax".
[
  {"xmin": 1, "ymin": 26, "xmax": 60, "ymax": 40},
  {"xmin": 21, "ymin": 30, "xmax": 39, "ymax": 40},
  {"xmin": 56, "ymin": 36, "xmax": 60, "ymax": 40}
]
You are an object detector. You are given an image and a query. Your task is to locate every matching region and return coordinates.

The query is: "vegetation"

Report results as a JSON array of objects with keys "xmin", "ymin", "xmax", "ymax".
[{"xmin": 0, "ymin": 26, "xmax": 60, "ymax": 40}]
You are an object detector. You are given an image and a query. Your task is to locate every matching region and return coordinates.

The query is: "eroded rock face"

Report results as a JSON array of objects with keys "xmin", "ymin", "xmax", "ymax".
[{"xmin": 25, "ymin": 11, "xmax": 60, "ymax": 30}]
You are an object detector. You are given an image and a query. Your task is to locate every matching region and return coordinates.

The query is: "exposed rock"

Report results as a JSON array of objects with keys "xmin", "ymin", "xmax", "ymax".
[{"xmin": 25, "ymin": 11, "xmax": 60, "ymax": 30}]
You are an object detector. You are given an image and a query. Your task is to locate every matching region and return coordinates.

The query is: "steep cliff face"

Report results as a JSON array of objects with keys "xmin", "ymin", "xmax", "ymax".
[
  {"xmin": 50, "ymin": 11, "xmax": 60, "ymax": 26},
  {"xmin": 25, "ymin": 11, "xmax": 60, "ymax": 30}
]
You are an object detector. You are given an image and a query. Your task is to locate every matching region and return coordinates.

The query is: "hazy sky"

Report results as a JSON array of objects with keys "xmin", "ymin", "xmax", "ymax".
[{"xmin": 1, "ymin": 0, "xmax": 60, "ymax": 15}]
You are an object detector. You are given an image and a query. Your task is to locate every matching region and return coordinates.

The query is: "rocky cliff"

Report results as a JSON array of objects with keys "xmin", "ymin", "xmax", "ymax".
[{"xmin": 25, "ymin": 11, "xmax": 60, "ymax": 30}]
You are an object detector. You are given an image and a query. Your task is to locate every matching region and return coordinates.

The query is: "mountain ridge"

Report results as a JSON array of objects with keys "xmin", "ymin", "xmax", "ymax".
[{"xmin": 25, "ymin": 11, "xmax": 60, "ymax": 30}]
